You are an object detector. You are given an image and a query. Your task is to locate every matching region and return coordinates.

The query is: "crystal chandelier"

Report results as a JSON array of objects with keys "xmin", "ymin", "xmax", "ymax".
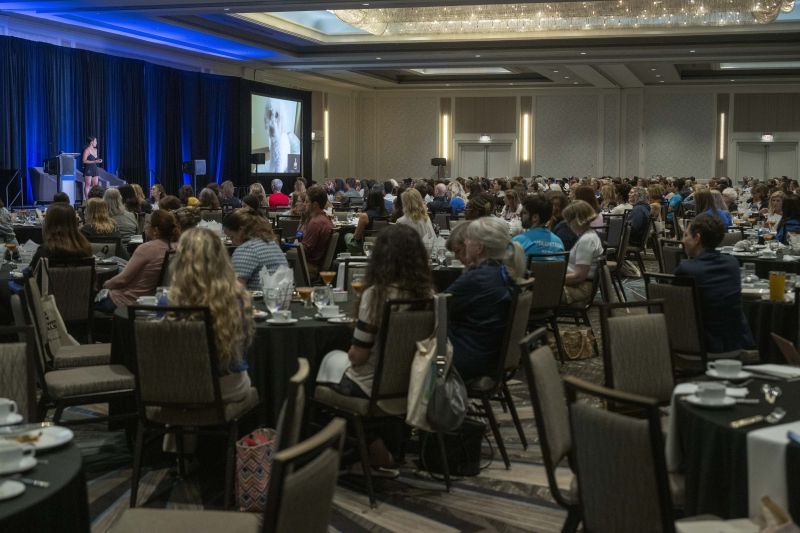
[{"xmin": 331, "ymin": 0, "xmax": 795, "ymax": 35}]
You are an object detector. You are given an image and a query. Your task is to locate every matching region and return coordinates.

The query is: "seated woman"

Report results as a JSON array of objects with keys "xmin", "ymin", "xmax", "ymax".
[
  {"xmin": 169, "ymin": 227, "xmax": 255, "ymax": 404},
  {"xmin": 446, "ymin": 217, "xmax": 525, "ymax": 381},
  {"xmin": 344, "ymin": 190, "xmax": 388, "ymax": 254},
  {"xmin": 28, "ymin": 203, "xmax": 92, "ymax": 274},
  {"xmin": 561, "ymin": 199, "xmax": 604, "ymax": 305},
  {"xmin": 80, "ymin": 198, "xmax": 129, "ymax": 260},
  {"xmin": 223, "ymin": 208, "xmax": 288, "ymax": 290},
  {"xmin": 572, "ymin": 185, "xmax": 605, "ymax": 228},
  {"xmin": 547, "ymin": 191, "xmax": 578, "ymax": 250},
  {"xmin": 197, "ymin": 187, "xmax": 221, "ymax": 211},
  {"xmin": 104, "ymin": 188, "xmax": 139, "ymax": 243},
  {"xmin": 317, "ymin": 224, "xmax": 433, "ymax": 469},
  {"xmin": 776, "ymin": 193, "xmax": 800, "ymax": 245},
  {"xmin": 396, "ymin": 188, "xmax": 436, "ymax": 248},
  {"xmin": 97, "ymin": 210, "xmax": 180, "ymax": 312},
  {"xmin": 695, "ymin": 190, "xmax": 733, "ymax": 227},
  {"xmin": 766, "ymin": 190, "xmax": 784, "ymax": 229},
  {"xmin": 131, "ymin": 184, "xmax": 152, "ymax": 214}
]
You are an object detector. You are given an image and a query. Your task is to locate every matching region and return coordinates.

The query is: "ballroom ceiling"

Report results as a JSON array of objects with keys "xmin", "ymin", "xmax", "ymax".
[{"xmin": 2, "ymin": 0, "xmax": 800, "ymax": 89}]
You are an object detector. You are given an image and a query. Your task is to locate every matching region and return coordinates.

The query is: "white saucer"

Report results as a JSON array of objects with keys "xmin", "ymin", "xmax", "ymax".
[
  {"xmin": 0, "ymin": 413, "xmax": 23, "ymax": 426},
  {"xmin": 0, "ymin": 455, "xmax": 37, "ymax": 476},
  {"xmin": 328, "ymin": 317, "xmax": 355, "ymax": 324},
  {"xmin": 706, "ymin": 369, "xmax": 752, "ymax": 380},
  {"xmin": 253, "ymin": 310, "xmax": 269, "ymax": 320},
  {"xmin": 684, "ymin": 395, "xmax": 736, "ymax": 409},
  {"xmin": 315, "ymin": 313, "xmax": 345, "ymax": 320},
  {"xmin": 266, "ymin": 318, "xmax": 298, "ymax": 326},
  {"xmin": 0, "ymin": 480, "xmax": 25, "ymax": 501},
  {"xmin": 12, "ymin": 426, "xmax": 74, "ymax": 451}
]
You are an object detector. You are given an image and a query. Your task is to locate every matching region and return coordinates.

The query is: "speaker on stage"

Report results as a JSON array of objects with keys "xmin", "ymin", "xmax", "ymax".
[{"xmin": 250, "ymin": 153, "xmax": 266, "ymax": 165}]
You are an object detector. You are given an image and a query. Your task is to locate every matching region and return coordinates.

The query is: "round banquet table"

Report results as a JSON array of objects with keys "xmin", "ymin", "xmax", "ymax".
[
  {"xmin": 741, "ymin": 296, "xmax": 798, "ymax": 363},
  {"xmin": 674, "ymin": 378, "xmax": 800, "ymax": 520},
  {"xmin": 0, "ymin": 443, "xmax": 90, "ymax": 533},
  {"xmin": 727, "ymin": 253, "xmax": 800, "ymax": 279},
  {"xmin": 12, "ymin": 225, "xmax": 42, "ymax": 245}
]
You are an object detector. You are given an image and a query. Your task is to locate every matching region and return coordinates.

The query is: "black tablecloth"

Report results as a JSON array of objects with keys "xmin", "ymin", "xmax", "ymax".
[
  {"xmin": 12, "ymin": 225, "xmax": 42, "ymax": 245},
  {"xmin": 742, "ymin": 298, "xmax": 798, "ymax": 363},
  {"xmin": 0, "ymin": 443, "xmax": 90, "ymax": 533},
  {"xmin": 676, "ymin": 379, "xmax": 800, "ymax": 519},
  {"xmin": 731, "ymin": 255, "xmax": 800, "ymax": 278}
]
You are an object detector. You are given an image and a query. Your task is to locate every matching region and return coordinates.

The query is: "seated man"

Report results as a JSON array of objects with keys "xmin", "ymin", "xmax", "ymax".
[
  {"xmin": 300, "ymin": 185, "xmax": 333, "ymax": 280},
  {"xmin": 675, "ymin": 213, "xmax": 754, "ymax": 355},
  {"xmin": 428, "ymin": 183, "xmax": 452, "ymax": 215},
  {"xmin": 513, "ymin": 194, "xmax": 564, "ymax": 258},
  {"xmin": 627, "ymin": 186, "xmax": 652, "ymax": 247}
]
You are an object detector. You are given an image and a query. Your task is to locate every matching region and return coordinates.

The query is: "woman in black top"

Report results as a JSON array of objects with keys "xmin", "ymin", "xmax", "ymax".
[{"xmin": 82, "ymin": 136, "xmax": 102, "ymax": 200}]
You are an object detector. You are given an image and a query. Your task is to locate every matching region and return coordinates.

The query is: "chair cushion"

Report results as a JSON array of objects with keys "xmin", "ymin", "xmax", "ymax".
[
  {"xmin": 145, "ymin": 386, "xmax": 259, "ymax": 426},
  {"xmin": 46, "ymin": 365, "xmax": 134, "ymax": 399},
  {"xmin": 466, "ymin": 376, "xmax": 497, "ymax": 394},
  {"xmin": 111, "ymin": 509, "xmax": 260, "ymax": 533},
  {"xmin": 313, "ymin": 386, "xmax": 406, "ymax": 417},
  {"xmin": 52, "ymin": 343, "xmax": 111, "ymax": 369}
]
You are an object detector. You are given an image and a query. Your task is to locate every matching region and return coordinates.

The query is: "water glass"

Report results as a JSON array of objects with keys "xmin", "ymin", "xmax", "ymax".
[
  {"xmin": 363, "ymin": 241, "xmax": 373, "ymax": 258},
  {"xmin": 436, "ymin": 247, "xmax": 448, "ymax": 266},
  {"xmin": 312, "ymin": 286, "xmax": 331, "ymax": 311},
  {"xmin": 265, "ymin": 288, "xmax": 283, "ymax": 315},
  {"xmin": 742, "ymin": 263, "xmax": 756, "ymax": 283}
]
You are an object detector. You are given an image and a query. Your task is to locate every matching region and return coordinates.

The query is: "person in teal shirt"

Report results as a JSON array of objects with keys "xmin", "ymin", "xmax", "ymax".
[{"xmin": 513, "ymin": 194, "xmax": 565, "ymax": 258}]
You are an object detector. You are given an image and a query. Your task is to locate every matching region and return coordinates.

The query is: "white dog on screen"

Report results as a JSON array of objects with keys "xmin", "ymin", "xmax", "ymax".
[{"xmin": 264, "ymin": 99, "xmax": 291, "ymax": 173}]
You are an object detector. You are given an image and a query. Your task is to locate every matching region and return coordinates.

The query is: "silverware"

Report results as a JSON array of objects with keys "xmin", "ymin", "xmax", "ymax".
[
  {"xmin": 735, "ymin": 399, "xmax": 760, "ymax": 404},
  {"xmin": 762, "ymin": 384, "xmax": 782, "ymax": 404},
  {"xmin": 19, "ymin": 477, "xmax": 49, "ymax": 488},
  {"xmin": 730, "ymin": 415, "xmax": 765, "ymax": 429},
  {"xmin": 0, "ymin": 422, "xmax": 52, "ymax": 437},
  {"xmin": 766, "ymin": 407, "xmax": 787, "ymax": 424}
]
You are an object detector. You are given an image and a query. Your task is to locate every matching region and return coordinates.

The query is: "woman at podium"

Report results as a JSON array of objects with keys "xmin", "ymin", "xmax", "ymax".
[{"xmin": 82, "ymin": 136, "xmax": 102, "ymax": 199}]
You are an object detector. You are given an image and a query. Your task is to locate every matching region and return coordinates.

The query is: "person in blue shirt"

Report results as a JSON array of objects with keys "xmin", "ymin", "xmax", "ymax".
[
  {"xmin": 776, "ymin": 193, "xmax": 800, "ymax": 245},
  {"xmin": 674, "ymin": 213, "xmax": 754, "ymax": 354},
  {"xmin": 448, "ymin": 181, "xmax": 467, "ymax": 215},
  {"xmin": 695, "ymin": 190, "xmax": 732, "ymax": 227},
  {"xmin": 513, "ymin": 194, "xmax": 564, "ymax": 258},
  {"xmin": 666, "ymin": 178, "xmax": 685, "ymax": 222}
]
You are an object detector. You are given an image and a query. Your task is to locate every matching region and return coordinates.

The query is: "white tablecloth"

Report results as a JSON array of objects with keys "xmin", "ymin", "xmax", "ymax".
[{"xmin": 746, "ymin": 421, "xmax": 800, "ymax": 517}]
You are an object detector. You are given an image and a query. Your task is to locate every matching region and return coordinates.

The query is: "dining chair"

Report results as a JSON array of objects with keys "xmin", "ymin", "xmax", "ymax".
[
  {"xmin": 563, "ymin": 376, "xmax": 757, "ymax": 533},
  {"xmin": 43, "ymin": 257, "xmax": 97, "ymax": 342},
  {"xmin": 199, "ymin": 209, "xmax": 224, "ymax": 223},
  {"xmin": 770, "ymin": 332, "xmax": 800, "ymax": 365},
  {"xmin": 285, "ymin": 243, "xmax": 311, "ymax": 287},
  {"xmin": 343, "ymin": 258, "xmax": 368, "ymax": 299},
  {"xmin": 644, "ymin": 273, "xmax": 708, "ymax": 375},
  {"xmin": 467, "ymin": 281, "xmax": 534, "ymax": 468},
  {"xmin": 720, "ymin": 228, "xmax": 744, "ymax": 247},
  {"xmin": 519, "ymin": 328, "xmax": 580, "ymax": 533},
  {"xmin": 276, "ymin": 215, "xmax": 301, "ymax": 238},
  {"xmin": 656, "ymin": 238, "xmax": 686, "ymax": 274},
  {"xmin": 24, "ymin": 278, "xmax": 135, "ymax": 424},
  {"xmin": 526, "ymin": 252, "xmax": 569, "ymax": 363},
  {"xmin": 312, "ymin": 298, "xmax": 450, "ymax": 507},
  {"xmin": 321, "ymin": 230, "xmax": 340, "ymax": 273},
  {"xmin": 87, "ymin": 236, "xmax": 127, "ymax": 260},
  {"xmin": 605, "ymin": 222, "xmax": 632, "ymax": 300},
  {"xmin": 555, "ymin": 259, "xmax": 603, "ymax": 357},
  {"xmin": 602, "ymin": 213, "xmax": 626, "ymax": 250},
  {"xmin": 625, "ymin": 216, "xmax": 654, "ymax": 275},
  {"xmin": 156, "ymin": 248, "xmax": 177, "ymax": 287},
  {"xmin": 0, "ymin": 318, "xmax": 38, "ymax": 422},
  {"xmin": 111, "ymin": 418, "xmax": 346, "ymax": 533},
  {"xmin": 127, "ymin": 305, "xmax": 260, "ymax": 509},
  {"xmin": 433, "ymin": 212, "xmax": 450, "ymax": 230},
  {"xmin": 599, "ymin": 301, "xmax": 674, "ymax": 405}
]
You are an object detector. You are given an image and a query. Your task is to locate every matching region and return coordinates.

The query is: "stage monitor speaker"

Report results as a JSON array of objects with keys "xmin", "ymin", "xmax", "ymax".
[
  {"xmin": 431, "ymin": 157, "xmax": 447, "ymax": 166},
  {"xmin": 181, "ymin": 160, "xmax": 207, "ymax": 176},
  {"xmin": 250, "ymin": 153, "xmax": 265, "ymax": 165}
]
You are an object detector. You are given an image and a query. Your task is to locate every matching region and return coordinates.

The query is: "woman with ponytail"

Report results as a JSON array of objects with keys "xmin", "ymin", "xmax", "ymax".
[{"xmin": 445, "ymin": 217, "xmax": 525, "ymax": 381}]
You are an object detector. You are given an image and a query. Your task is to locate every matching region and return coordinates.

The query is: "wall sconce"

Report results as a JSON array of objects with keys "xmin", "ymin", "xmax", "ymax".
[
  {"xmin": 522, "ymin": 113, "xmax": 531, "ymax": 162},
  {"xmin": 718, "ymin": 112, "xmax": 726, "ymax": 161},
  {"xmin": 441, "ymin": 114, "xmax": 450, "ymax": 159},
  {"xmin": 324, "ymin": 110, "xmax": 330, "ymax": 161}
]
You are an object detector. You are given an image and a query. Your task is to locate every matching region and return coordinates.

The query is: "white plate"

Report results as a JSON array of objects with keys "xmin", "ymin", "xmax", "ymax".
[
  {"xmin": 684, "ymin": 395, "xmax": 736, "ymax": 409},
  {"xmin": 253, "ymin": 310, "xmax": 269, "ymax": 320},
  {"xmin": 250, "ymin": 291, "xmax": 264, "ymax": 299},
  {"xmin": 0, "ymin": 480, "xmax": 25, "ymax": 501},
  {"xmin": 328, "ymin": 317, "xmax": 355, "ymax": 324},
  {"xmin": 266, "ymin": 318, "xmax": 298, "ymax": 326},
  {"xmin": 315, "ymin": 313, "xmax": 345, "ymax": 320},
  {"xmin": 705, "ymin": 369, "xmax": 753, "ymax": 380},
  {"xmin": 12, "ymin": 426, "xmax": 74, "ymax": 451},
  {"xmin": 0, "ymin": 413, "xmax": 23, "ymax": 426},
  {"xmin": 0, "ymin": 455, "xmax": 37, "ymax": 476}
]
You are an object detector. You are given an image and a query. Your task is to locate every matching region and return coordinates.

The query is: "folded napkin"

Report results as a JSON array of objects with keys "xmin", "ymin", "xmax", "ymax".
[
  {"xmin": 19, "ymin": 239, "xmax": 39, "ymax": 254},
  {"xmin": 260, "ymin": 264, "xmax": 293, "ymax": 292},
  {"xmin": 198, "ymin": 219, "xmax": 223, "ymax": 236},
  {"xmin": 747, "ymin": 421, "xmax": 800, "ymax": 518},
  {"xmin": 744, "ymin": 364, "xmax": 800, "ymax": 379},
  {"xmin": 672, "ymin": 382, "xmax": 749, "ymax": 398}
]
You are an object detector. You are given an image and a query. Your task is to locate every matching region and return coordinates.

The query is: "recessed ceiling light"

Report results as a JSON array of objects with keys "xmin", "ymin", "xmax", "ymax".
[
  {"xmin": 730, "ymin": 79, "xmax": 736, "ymax": 82},
  {"xmin": 580, "ymin": 52, "xmax": 587, "ymax": 55},
  {"xmin": 564, "ymin": 76, "xmax": 570, "ymax": 79},
  {"xmin": 659, "ymin": 80, "xmax": 665, "ymax": 83},
  {"xmin": 362, "ymin": 2, "xmax": 370, "ymax": 5},
  {"xmin": 224, "ymin": 7, "xmax": 230, "ymax": 11},
  {"xmin": 475, "ymin": 54, "xmax": 481, "ymax": 58},
  {"xmin": 689, "ymin": 49, "xmax": 696, "ymax": 53},
  {"xmin": 650, "ymin": 68, "xmax": 657, "ymax": 71},
  {"xmin": 573, "ymin": 81, "xmax": 579, "ymax": 85},
  {"xmin": 655, "ymin": 74, "xmax": 662, "ymax": 78},
  {"xmin": 375, "ymin": 57, "xmax": 382, "ymax": 60},
  {"xmin": 509, "ymin": 82, "xmax": 514, "ymax": 85},
  {"xmin": 553, "ymin": 70, "xmax": 559, "ymax": 73}
]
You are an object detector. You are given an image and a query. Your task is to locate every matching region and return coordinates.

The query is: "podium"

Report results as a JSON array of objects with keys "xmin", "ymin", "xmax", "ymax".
[{"xmin": 44, "ymin": 153, "xmax": 80, "ymax": 203}]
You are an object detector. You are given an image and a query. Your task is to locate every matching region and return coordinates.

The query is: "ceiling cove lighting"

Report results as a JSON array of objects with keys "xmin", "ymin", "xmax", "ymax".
[
  {"xmin": 331, "ymin": 0, "xmax": 795, "ymax": 35},
  {"xmin": 720, "ymin": 61, "xmax": 800, "ymax": 69},
  {"xmin": 324, "ymin": 109, "xmax": 330, "ymax": 161},
  {"xmin": 522, "ymin": 113, "xmax": 531, "ymax": 162},
  {"xmin": 410, "ymin": 67, "xmax": 511, "ymax": 75}
]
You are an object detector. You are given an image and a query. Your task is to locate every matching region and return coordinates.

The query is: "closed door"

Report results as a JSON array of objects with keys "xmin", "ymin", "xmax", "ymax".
[
  {"xmin": 487, "ymin": 144, "xmax": 514, "ymax": 178},
  {"xmin": 768, "ymin": 143, "xmax": 798, "ymax": 178},
  {"xmin": 459, "ymin": 144, "xmax": 487, "ymax": 177},
  {"xmin": 736, "ymin": 143, "xmax": 767, "ymax": 179},
  {"xmin": 458, "ymin": 143, "xmax": 514, "ymax": 178},
  {"xmin": 736, "ymin": 142, "xmax": 799, "ymax": 179}
]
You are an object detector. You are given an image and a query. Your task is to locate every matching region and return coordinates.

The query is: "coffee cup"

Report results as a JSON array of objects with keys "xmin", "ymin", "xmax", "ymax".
[
  {"xmin": 696, "ymin": 382, "xmax": 726, "ymax": 404},
  {"xmin": 320, "ymin": 305, "xmax": 340, "ymax": 318},
  {"xmin": 708, "ymin": 359, "xmax": 742, "ymax": 378},
  {"xmin": 0, "ymin": 398, "xmax": 17, "ymax": 419},
  {"xmin": 0, "ymin": 440, "xmax": 34, "ymax": 468},
  {"xmin": 274, "ymin": 310, "xmax": 292, "ymax": 322},
  {"xmin": 137, "ymin": 296, "xmax": 158, "ymax": 306}
]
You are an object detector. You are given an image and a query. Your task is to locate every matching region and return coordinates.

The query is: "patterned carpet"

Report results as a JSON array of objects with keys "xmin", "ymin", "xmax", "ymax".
[{"xmin": 73, "ymin": 262, "xmax": 654, "ymax": 533}]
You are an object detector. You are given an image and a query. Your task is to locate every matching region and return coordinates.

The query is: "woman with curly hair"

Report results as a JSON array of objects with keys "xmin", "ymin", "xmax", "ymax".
[
  {"xmin": 223, "ymin": 208, "xmax": 287, "ymax": 290},
  {"xmin": 169, "ymin": 227, "xmax": 256, "ymax": 403},
  {"xmin": 317, "ymin": 224, "xmax": 434, "ymax": 469},
  {"xmin": 248, "ymin": 183, "xmax": 268, "ymax": 208}
]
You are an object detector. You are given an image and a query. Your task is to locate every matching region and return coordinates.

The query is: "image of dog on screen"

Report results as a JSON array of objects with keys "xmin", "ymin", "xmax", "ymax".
[{"xmin": 264, "ymin": 99, "xmax": 291, "ymax": 173}]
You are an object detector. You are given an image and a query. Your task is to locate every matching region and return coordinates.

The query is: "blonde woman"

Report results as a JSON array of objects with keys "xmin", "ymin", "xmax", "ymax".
[
  {"xmin": 396, "ymin": 188, "xmax": 436, "ymax": 246},
  {"xmin": 249, "ymin": 183, "xmax": 268, "ymax": 208},
  {"xmin": 169, "ymin": 227, "xmax": 256, "ymax": 403},
  {"xmin": 103, "ymin": 187, "xmax": 138, "ymax": 242},
  {"xmin": 81, "ymin": 198, "xmax": 129, "ymax": 260},
  {"xmin": 130, "ymin": 183, "xmax": 152, "ymax": 214},
  {"xmin": 599, "ymin": 184, "xmax": 617, "ymax": 212},
  {"xmin": 448, "ymin": 180, "xmax": 466, "ymax": 215},
  {"xmin": 766, "ymin": 190, "xmax": 784, "ymax": 228},
  {"xmin": 561, "ymin": 200, "xmax": 604, "ymax": 304}
]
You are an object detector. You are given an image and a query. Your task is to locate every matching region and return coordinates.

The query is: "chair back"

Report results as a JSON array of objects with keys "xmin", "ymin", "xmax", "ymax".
[
  {"xmin": 128, "ymin": 306, "xmax": 224, "ymax": 421},
  {"xmin": 598, "ymin": 257, "xmax": 620, "ymax": 304},
  {"xmin": 88, "ymin": 237, "xmax": 123, "ymax": 258},
  {"xmin": 277, "ymin": 216, "xmax": 301, "ymax": 239},
  {"xmin": 564, "ymin": 377, "xmax": 675, "ymax": 533},
  {"xmin": 199, "ymin": 210, "xmax": 223, "ymax": 223},
  {"xmin": 286, "ymin": 244, "xmax": 311, "ymax": 287},
  {"xmin": 136, "ymin": 212, "xmax": 146, "ymax": 234},
  {"xmin": 347, "ymin": 197, "xmax": 364, "ymax": 209},
  {"xmin": 771, "ymin": 333, "xmax": 800, "ymax": 365},
  {"xmin": 371, "ymin": 299, "xmax": 435, "ymax": 408},
  {"xmin": 433, "ymin": 213, "xmax": 450, "ymax": 230},
  {"xmin": 720, "ymin": 229, "xmax": 744, "ymax": 247},
  {"xmin": 321, "ymin": 231, "xmax": 340, "ymax": 272},
  {"xmin": 21, "ymin": 279, "xmax": 55, "ymax": 397},
  {"xmin": 343, "ymin": 259, "xmax": 368, "ymax": 299},
  {"xmin": 157, "ymin": 249, "xmax": 177, "ymax": 287},
  {"xmin": 527, "ymin": 253, "xmax": 568, "ymax": 313},
  {"xmin": 333, "ymin": 211, "xmax": 350, "ymax": 222},
  {"xmin": 599, "ymin": 301, "xmax": 674, "ymax": 403},
  {"xmin": 644, "ymin": 273, "xmax": 707, "ymax": 367},
  {"xmin": 263, "ymin": 418, "xmax": 346, "ymax": 533},
  {"xmin": 498, "ymin": 282, "xmax": 534, "ymax": 374},
  {"xmin": 45, "ymin": 257, "xmax": 96, "ymax": 323},
  {"xmin": 371, "ymin": 217, "xmax": 390, "ymax": 233},
  {"xmin": 656, "ymin": 239, "xmax": 686, "ymax": 274},
  {"xmin": 520, "ymin": 328, "xmax": 574, "ymax": 509},
  {"xmin": 603, "ymin": 214, "xmax": 626, "ymax": 249},
  {"xmin": 0, "ymin": 322, "xmax": 37, "ymax": 422},
  {"xmin": 276, "ymin": 358, "xmax": 309, "ymax": 451},
  {"xmin": 613, "ymin": 222, "xmax": 632, "ymax": 266}
]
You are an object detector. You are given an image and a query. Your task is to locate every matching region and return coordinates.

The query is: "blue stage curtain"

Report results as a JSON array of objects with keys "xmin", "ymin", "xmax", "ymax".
[{"xmin": 0, "ymin": 35, "xmax": 240, "ymax": 201}]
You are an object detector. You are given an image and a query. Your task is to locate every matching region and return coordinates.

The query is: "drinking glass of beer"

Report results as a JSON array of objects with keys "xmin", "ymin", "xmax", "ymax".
[{"xmin": 769, "ymin": 271, "xmax": 786, "ymax": 302}]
